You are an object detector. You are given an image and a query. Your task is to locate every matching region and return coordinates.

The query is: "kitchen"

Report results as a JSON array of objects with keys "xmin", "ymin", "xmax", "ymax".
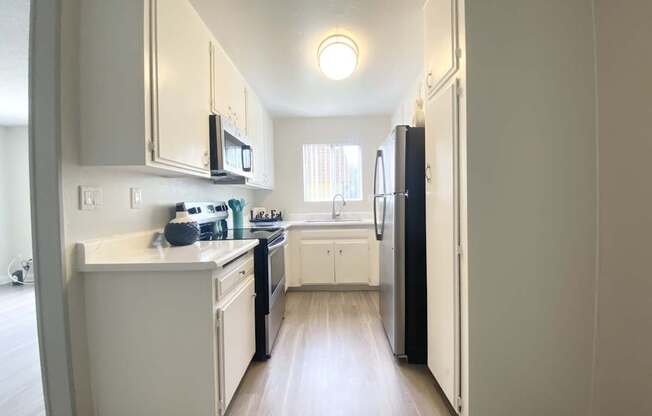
[
  {"xmin": 18, "ymin": 0, "xmax": 649, "ymax": 416},
  {"xmin": 73, "ymin": 0, "xmax": 438, "ymax": 414}
]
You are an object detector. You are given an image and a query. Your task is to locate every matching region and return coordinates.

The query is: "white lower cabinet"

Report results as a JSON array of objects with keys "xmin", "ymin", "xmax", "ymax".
[
  {"xmin": 82, "ymin": 251, "xmax": 256, "ymax": 416},
  {"xmin": 334, "ymin": 240, "xmax": 370, "ymax": 284},
  {"xmin": 216, "ymin": 276, "xmax": 256, "ymax": 414},
  {"xmin": 300, "ymin": 239, "xmax": 370, "ymax": 285},
  {"xmin": 300, "ymin": 240, "xmax": 336, "ymax": 284}
]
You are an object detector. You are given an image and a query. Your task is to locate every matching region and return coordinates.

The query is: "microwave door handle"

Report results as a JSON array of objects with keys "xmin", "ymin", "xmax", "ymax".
[{"xmin": 242, "ymin": 145, "xmax": 252, "ymax": 172}]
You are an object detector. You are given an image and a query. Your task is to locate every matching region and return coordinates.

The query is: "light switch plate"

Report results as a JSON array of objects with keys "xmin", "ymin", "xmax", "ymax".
[
  {"xmin": 130, "ymin": 188, "xmax": 143, "ymax": 209},
  {"xmin": 79, "ymin": 186, "xmax": 102, "ymax": 210}
]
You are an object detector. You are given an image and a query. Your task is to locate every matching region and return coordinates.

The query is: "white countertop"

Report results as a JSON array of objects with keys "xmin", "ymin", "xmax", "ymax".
[
  {"xmin": 271, "ymin": 219, "xmax": 374, "ymax": 229},
  {"xmin": 77, "ymin": 230, "xmax": 258, "ymax": 273}
]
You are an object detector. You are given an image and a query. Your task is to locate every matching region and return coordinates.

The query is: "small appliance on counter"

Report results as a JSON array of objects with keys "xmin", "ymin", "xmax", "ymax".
[
  {"xmin": 164, "ymin": 210, "xmax": 200, "ymax": 246},
  {"xmin": 174, "ymin": 201, "xmax": 287, "ymax": 360},
  {"xmin": 250, "ymin": 207, "xmax": 283, "ymax": 226}
]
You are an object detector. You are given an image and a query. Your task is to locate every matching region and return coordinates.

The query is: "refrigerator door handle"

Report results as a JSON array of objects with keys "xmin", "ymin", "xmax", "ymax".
[
  {"xmin": 373, "ymin": 149, "xmax": 387, "ymax": 240},
  {"xmin": 374, "ymin": 195, "xmax": 385, "ymax": 240},
  {"xmin": 373, "ymin": 150, "xmax": 385, "ymax": 195}
]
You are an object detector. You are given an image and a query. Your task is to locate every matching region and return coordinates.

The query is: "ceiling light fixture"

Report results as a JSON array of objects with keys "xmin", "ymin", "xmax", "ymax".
[{"xmin": 317, "ymin": 34, "xmax": 359, "ymax": 80}]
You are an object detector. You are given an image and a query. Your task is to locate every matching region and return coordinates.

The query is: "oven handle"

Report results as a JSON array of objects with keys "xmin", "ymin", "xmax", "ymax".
[{"xmin": 267, "ymin": 233, "xmax": 288, "ymax": 251}]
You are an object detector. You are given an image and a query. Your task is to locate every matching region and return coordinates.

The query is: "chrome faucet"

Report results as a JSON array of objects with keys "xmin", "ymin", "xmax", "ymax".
[{"xmin": 332, "ymin": 193, "xmax": 347, "ymax": 219}]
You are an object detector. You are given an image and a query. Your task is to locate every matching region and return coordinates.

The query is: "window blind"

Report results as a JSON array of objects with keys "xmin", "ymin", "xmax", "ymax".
[{"xmin": 302, "ymin": 144, "xmax": 363, "ymax": 202}]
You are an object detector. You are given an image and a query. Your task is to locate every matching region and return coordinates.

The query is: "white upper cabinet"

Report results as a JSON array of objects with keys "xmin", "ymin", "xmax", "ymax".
[
  {"xmin": 80, "ymin": 0, "xmax": 274, "ymax": 182},
  {"xmin": 263, "ymin": 114, "xmax": 275, "ymax": 189},
  {"xmin": 246, "ymin": 91, "xmax": 264, "ymax": 185},
  {"xmin": 244, "ymin": 90, "xmax": 275, "ymax": 190},
  {"xmin": 211, "ymin": 42, "xmax": 247, "ymax": 135},
  {"xmin": 152, "ymin": 0, "xmax": 212, "ymax": 174},
  {"xmin": 423, "ymin": 0, "xmax": 460, "ymax": 98},
  {"xmin": 80, "ymin": 0, "xmax": 212, "ymax": 177}
]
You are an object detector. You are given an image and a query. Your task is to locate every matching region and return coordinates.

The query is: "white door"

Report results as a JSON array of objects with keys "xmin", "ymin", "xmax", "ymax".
[
  {"xmin": 217, "ymin": 277, "xmax": 256, "ymax": 413},
  {"xmin": 425, "ymin": 81, "xmax": 461, "ymax": 408},
  {"xmin": 152, "ymin": 0, "xmax": 211, "ymax": 174},
  {"xmin": 300, "ymin": 241, "xmax": 335, "ymax": 284},
  {"xmin": 424, "ymin": 0, "xmax": 459, "ymax": 98},
  {"xmin": 334, "ymin": 240, "xmax": 370, "ymax": 284}
]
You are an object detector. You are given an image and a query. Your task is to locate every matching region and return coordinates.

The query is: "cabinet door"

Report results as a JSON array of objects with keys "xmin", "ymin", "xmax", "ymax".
[
  {"xmin": 212, "ymin": 43, "xmax": 247, "ymax": 135},
  {"xmin": 334, "ymin": 240, "xmax": 370, "ymax": 284},
  {"xmin": 217, "ymin": 277, "xmax": 256, "ymax": 412},
  {"xmin": 264, "ymin": 113, "xmax": 275, "ymax": 189},
  {"xmin": 246, "ymin": 92, "xmax": 265, "ymax": 186},
  {"xmin": 300, "ymin": 241, "xmax": 335, "ymax": 284},
  {"xmin": 211, "ymin": 42, "xmax": 231, "ymax": 118},
  {"xmin": 424, "ymin": 0, "xmax": 459, "ymax": 97},
  {"xmin": 425, "ymin": 81, "xmax": 461, "ymax": 407},
  {"xmin": 151, "ymin": 0, "xmax": 211, "ymax": 175}
]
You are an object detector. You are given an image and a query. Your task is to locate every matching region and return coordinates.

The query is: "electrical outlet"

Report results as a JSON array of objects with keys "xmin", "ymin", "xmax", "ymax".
[
  {"xmin": 130, "ymin": 188, "xmax": 143, "ymax": 209},
  {"xmin": 79, "ymin": 186, "xmax": 103, "ymax": 210}
]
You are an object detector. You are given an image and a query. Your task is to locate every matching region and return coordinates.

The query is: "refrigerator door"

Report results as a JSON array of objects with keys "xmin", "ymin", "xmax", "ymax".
[
  {"xmin": 379, "ymin": 127, "xmax": 407, "ymax": 356},
  {"xmin": 379, "ymin": 192, "xmax": 397, "ymax": 352}
]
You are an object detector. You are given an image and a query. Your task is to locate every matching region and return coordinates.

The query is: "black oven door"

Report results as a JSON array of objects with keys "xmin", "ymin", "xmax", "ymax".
[{"xmin": 268, "ymin": 233, "xmax": 287, "ymax": 299}]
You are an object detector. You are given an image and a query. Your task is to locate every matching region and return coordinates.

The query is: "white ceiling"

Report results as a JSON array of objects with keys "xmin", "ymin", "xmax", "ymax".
[
  {"xmin": 190, "ymin": 0, "xmax": 424, "ymax": 118},
  {"xmin": 0, "ymin": 0, "xmax": 30, "ymax": 126}
]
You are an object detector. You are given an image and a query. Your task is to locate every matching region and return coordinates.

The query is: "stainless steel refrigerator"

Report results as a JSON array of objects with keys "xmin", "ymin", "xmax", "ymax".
[{"xmin": 374, "ymin": 125, "xmax": 427, "ymax": 363}]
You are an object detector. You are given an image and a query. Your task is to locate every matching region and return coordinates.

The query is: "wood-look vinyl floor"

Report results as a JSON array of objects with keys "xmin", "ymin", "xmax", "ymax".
[
  {"xmin": 228, "ymin": 291, "xmax": 452, "ymax": 416},
  {"xmin": 0, "ymin": 284, "xmax": 45, "ymax": 416}
]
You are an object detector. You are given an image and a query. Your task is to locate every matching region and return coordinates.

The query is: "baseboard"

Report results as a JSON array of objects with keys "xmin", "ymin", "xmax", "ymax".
[{"xmin": 287, "ymin": 284, "xmax": 380, "ymax": 292}]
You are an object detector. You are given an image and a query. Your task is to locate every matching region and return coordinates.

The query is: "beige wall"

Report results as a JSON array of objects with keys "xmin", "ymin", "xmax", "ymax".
[
  {"xmin": 464, "ymin": 1, "xmax": 598, "ymax": 415},
  {"xmin": 594, "ymin": 1, "xmax": 652, "ymax": 415},
  {"xmin": 0, "ymin": 126, "xmax": 32, "ymax": 283},
  {"xmin": 60, "ymin": 1, "xmax": 257, "ymax": 413},
  {"xmin": 259, "ymin": 115, "xmax": 390, "ymax": 216}
]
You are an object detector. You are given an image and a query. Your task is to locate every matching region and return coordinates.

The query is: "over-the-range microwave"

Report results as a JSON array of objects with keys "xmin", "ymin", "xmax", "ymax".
[{"xmin": 209, "ymin": 114, "xmax": 253, "ymax": 182}]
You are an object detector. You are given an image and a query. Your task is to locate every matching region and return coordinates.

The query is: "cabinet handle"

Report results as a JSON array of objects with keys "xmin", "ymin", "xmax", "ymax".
[
  {"xmin": 204, "ymin": 151, "xmax": 210, "ymax": 167},
  {"xmin": 239, "ymin": 270, "xmax": 246, "ymax": 276},
  {"xmin": 327, "ymin": 250, "xmax": 331, "ymax": 255},
  {"xmin": 426, "ymin": 71, "xmax": 434, "ymax": 89},
  {"xmin": 339, "ymin": 249, "xmax": 343, "ymax": 255},
  {"xmin": 425, "ymin": 163, "xmax": 432, "ymax": 183}
]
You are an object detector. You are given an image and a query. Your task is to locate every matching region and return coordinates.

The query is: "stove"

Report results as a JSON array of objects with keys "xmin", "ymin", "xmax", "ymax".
[
  {"xmin": 175, "ymin": 201, "xmax": 287, "ymax": 360},
  {"xmin": 210, "ymin": 227, "xmax": 283, "ymax": 242}
]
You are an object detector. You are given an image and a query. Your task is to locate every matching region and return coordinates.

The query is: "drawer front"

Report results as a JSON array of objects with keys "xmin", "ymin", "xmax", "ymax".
[{"xmin": 215, "ymin": 254, "xmax": 254, "ymax": 301}]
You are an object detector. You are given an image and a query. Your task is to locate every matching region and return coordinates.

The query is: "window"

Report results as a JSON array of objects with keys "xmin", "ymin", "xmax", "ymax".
[{"xmin": 303, "ymin": 144, "xmax": 363, "ymax": 202}]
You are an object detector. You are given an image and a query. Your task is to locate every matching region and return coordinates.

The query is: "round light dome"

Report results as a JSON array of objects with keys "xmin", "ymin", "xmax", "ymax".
[{"xmin": 317, "ymin": 35, "xmax": 359, "ymax": 80}]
